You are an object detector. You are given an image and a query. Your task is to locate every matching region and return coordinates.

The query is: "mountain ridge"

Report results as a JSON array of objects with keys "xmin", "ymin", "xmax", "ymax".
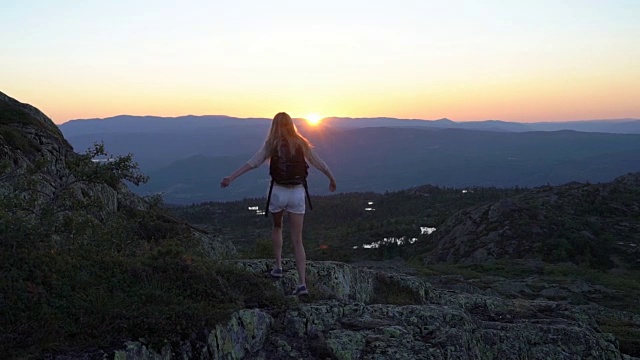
[
  {"xmin": 56, "ymin": 113, "xmax": 640, "ymax": 204},
  {"xmin": 138, "ymin": 126, "xmax": 640, "ymax": 203},
  {"xmin": 60, "ymin": 113, "xmax": 640, "ymax": 133}
]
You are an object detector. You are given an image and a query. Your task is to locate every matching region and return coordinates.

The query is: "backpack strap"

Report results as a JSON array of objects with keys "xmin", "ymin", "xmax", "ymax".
[
  {"xmin": 266, "ymin": 174, "xmax": 312, "ymax": 217},
  {"xmin": 265, "ymin": 179, "xmax": 274, "ymax": 217},
  {"xmin": 303, "ymin": 179, "xmax": 313, "ymax": 211}
]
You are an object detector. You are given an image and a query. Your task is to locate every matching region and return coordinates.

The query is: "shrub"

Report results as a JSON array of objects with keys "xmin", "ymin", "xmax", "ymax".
[
  {"xmin": 371, "ymin": 274, "xmax": 423, "ymax": 305},
  {"xmin": 0, "ymin": 144, "xmax": 285, "ymax": 357}
]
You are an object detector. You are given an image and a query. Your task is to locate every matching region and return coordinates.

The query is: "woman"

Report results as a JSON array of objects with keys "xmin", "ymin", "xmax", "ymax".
[{"xmin": 220, "ymin": 112, "xmax": 336, "ymax": 296}]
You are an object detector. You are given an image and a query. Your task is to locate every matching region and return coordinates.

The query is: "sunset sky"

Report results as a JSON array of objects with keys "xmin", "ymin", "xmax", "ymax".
[{"xmin": 2, "ymin": 0, "xmax": 639, "ymax": 124}]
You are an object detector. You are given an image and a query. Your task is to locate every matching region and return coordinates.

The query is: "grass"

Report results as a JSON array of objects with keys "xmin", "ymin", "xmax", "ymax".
[
  {"xmin": 599, "ymin": 319, "xmax": 640, "ymax": 357},
  {"xmin": 0, "ymin": 231, "xmax": 287, "ymax": 358},
  {"xmin": 410, "ymin": 256, "xmax": 542, "ymax": 279},
  {"xmin": 0, "ymin": 126, "xmax": 38, "ymax": 153},
  {"xmin": 371, "ymin": 273, "xmax": 424, "ymax": 305},
  {"xmin": 544, "ymin": 264, "xmax": 640, "ymax": 291},
  {"xmin": 238, "ymin": 238, "xmax": 275, "ymax": 259}
]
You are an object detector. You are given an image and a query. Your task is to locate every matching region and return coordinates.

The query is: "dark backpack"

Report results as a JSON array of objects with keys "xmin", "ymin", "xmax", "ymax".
[
  {"xmin": 269, "ymin": 139, "xmax": 308, "ymax": 185},
  {"xmin": 265, "ymin": 139, "xmax": 313, "ymax": 217}
]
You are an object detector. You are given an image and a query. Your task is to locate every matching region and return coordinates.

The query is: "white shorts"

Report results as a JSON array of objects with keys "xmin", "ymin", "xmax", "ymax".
[{"xmin": 268, "ymin": 184, "xmax": 306, "ymax": 214}]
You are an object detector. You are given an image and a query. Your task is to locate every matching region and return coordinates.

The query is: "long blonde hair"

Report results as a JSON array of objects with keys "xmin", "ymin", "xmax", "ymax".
[{"xmin": 264, "ymin": 112, "xmax": 312, "ymax": 156}]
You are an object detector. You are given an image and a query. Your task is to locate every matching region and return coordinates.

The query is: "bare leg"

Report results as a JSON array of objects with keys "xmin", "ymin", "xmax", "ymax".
[
  {"xmin": 272, "ymin": 211, "xmax": 284, "ymax": 269},
  {"xmin": 288, "ymin": 212, "xmax": 306, "ymax": 286}
]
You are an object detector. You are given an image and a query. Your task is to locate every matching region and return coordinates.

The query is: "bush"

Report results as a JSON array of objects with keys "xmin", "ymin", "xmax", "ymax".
[
  {"xmin": 0, "ymin": 144, "xmax": 286, "ymax": 357},
  {"xmin": 600, "ymin": 322, "xmax": 640, "ymax": 357},
  {"xmin": 0, "ymin": 239, "xmax": 285, "ymax": 357},
  {"xmin": 371, "ymin": 274, "xmax": 423, "ymax": 305},
  {"xmin": 239, "ymin": 238, "xmax": 274, "ymax": 259},
  {"xmin": 0, "ymin": 126, "xmax": 36, "ymax": 153}
]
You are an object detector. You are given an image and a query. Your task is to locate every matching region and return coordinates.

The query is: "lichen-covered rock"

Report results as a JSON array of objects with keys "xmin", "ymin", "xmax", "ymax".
[
  {"xmin": 208, "ymin": 309, "xmax": 273, "ymax": 359},
  {"xmin": 104, "ymin": 309, "xmax": 273, "ymax": 360},
  {"xmin": 234, "ymin": 261, "xmax": 629, "ymax": 360},
  {"xmin": 270, "ymin": 299, "xmax": 622, "ymax": 359},
  {"xmin": 228, "ymin": 259, "xmax": 434, "ymax": 304},
  {"xmin": 325, "ymin": 330, "xmax": 366, "ymax": 360},
  {"xmin": 50, "ymin": 260, "xmax": 634, "ymax": 359},
  {"xmin": 193, "ymin": 230, "xmax": 237, "ymax": 260},
  {"xmin": 112, "ymin": 342, "xmax": 172, "ymax": 360}
]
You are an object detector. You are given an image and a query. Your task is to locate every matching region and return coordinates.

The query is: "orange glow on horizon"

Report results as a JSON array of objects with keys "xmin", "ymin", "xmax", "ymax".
[
  {"xmin": 304, "ymin": 113, "xmax": 323, "ymax": 126},
  {"xmin": 7, "ymin": 72, "xmax": 640, "ymax": 125}
]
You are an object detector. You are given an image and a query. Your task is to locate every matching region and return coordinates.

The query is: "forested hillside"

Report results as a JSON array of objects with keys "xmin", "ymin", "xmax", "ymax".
[
  {"xmin": 59, "ymin": 115, "xmax": 640, "ymax": 204},
  {"xmin": 171, "ymin": 186, "xmax": 529, "ymax": 261},
  {"xmin": 172, "ymin": 175, "xmax": 640, "ymax": 355},
  {"xmin": 141, "ymin": 127, "xmax": 640, "ymax": 203}
]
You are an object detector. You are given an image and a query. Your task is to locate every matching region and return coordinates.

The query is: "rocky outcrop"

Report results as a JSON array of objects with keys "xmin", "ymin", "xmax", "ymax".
[
  {"xmin": 230, "ymin": 259, "xmax": 433, "ymax": 304},
  {"xmin": 422, "ymin": 173, "xmax": 640, "ymax": 266},
  {"xmin": 0, "ymin": 91, "xmax": 236, "ymax": 259},
  {"xmin": 0, "ymin": 91, "xmax": 140, "ymax": 213},
  {"xmin": 0, "ymin": 91, "xmax": 66, "ymax": 144},
  {"xmin": 193, "ymin": 229, "xmax": 237, "ymax": 260},
  {"xmin": 271, "ymin": 299, "xmax": 620, "ymax": 359},
  {"xmin": 88, "ymin": 261, "xmax": 634, "ymax": 360},
  {"xmin": 112, "ymin": 309, "xmax": 273, "ymax": 360}
]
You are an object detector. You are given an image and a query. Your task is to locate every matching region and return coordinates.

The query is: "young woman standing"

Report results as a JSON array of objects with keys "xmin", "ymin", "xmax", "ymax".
[{"xmin": 221, "ymin": 112, "xmax": 336, "ymax": 295}]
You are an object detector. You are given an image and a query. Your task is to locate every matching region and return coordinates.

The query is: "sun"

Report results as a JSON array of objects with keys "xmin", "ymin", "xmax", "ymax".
[{"xmin": 304, "ymin": 113, "xmax": 323, "ymax": 126}]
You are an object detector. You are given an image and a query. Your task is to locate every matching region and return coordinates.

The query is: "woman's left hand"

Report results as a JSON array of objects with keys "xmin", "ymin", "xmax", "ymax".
[
  {"xmin": 220, "ymin": 177, "xmax": 232, "ymax": 188},
  {"xmin": 329, "ymin": 180, "xmax": 336, "ymax": 192}
]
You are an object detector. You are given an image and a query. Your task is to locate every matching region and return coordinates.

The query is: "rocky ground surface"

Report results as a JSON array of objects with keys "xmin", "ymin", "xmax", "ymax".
[{"xmin": 109, "ymin": 259, "xmax": 639, "ymax": 360}]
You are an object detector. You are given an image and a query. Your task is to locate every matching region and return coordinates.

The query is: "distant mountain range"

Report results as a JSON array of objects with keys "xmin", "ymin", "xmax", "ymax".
[
  {"xmin": 58, "ymin": 115, "xmax": 640, "ymax": 204},
  {"xmin": 319, "ymin": 117, "xmax": 640, "ymax": 133},
  {"xmin": 61, "ymin": 115, "xmax": 640, "ymax": 135}
]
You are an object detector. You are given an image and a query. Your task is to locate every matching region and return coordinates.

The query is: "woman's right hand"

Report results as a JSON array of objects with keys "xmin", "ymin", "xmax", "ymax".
[
  {"xmin": 329, "ymin": 180, "xmax": 336, "ymax": 192},
  {"xmin": 220, "ymin": 177, "xmax": 232, "ymax": 188}
]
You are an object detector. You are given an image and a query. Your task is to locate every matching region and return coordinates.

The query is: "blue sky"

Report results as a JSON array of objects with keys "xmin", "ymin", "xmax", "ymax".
[{"xmin": 2, "ymin": 0, "xmax": 639, "ymax": 123}]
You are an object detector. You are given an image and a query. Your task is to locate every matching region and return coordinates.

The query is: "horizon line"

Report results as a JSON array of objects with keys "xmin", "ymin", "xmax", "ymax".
[{"xmin": 58, "ymin": 114, "xmax": 640, "ymax": 126}]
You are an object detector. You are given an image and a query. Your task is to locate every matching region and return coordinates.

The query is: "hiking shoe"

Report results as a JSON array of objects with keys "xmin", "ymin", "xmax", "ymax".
[
  {"xmin": 270, "ymin": 268, "xmax": 283, "ymax": 278},
  {"xmin": 292, "ymin": 285, "xmax": 309, "ymax": 296}
]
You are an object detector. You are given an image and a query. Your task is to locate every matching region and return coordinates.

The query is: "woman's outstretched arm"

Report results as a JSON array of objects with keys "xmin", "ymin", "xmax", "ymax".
[
  {"xmin": 306, "ymin": 147, "xmax": 337, "ymax": 192},
  {"xmin": 220, "ymin": 163, "xmax": 254, "ymax": 188},
  {"xmin": 221, "ymin": 143, "xmax": 268, "ymax": 188}
]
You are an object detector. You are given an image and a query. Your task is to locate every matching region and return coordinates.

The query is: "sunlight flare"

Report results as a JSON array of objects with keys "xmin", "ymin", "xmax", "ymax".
[{"xmin": 304, "ymin": 113, "xmax": 323, "ymax": 126}]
